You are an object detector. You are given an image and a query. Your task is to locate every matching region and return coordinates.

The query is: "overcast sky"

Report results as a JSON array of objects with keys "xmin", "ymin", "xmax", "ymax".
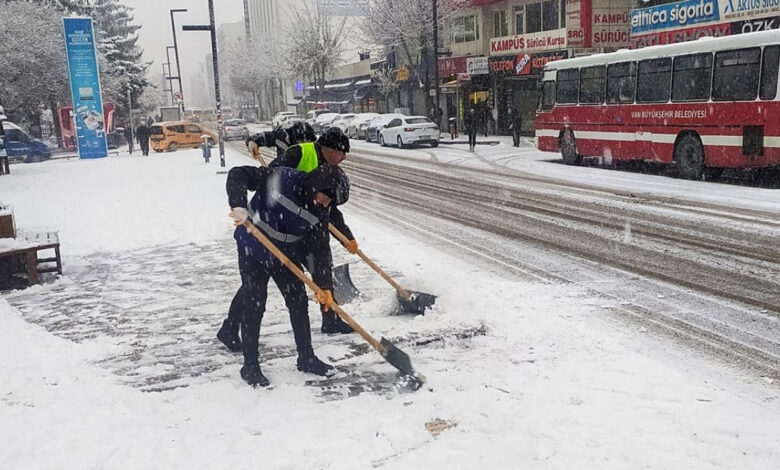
[{"xmin": 125, "ymin": 0, "xmax": 245, "ymax": 99}]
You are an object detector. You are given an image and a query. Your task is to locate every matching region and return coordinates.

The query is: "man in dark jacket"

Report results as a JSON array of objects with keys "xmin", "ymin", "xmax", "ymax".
[
  {"xmin": 225, "ymin": 164, "xmax": 350, "ymax": 387},
  {"xmin": 136, "ymin": 122, "xmax": 149, "ymax": 156},
  {"xmin": 464, "ymin": 107, "xmax": 477, "ymax": 152},
  {"xmin": 510, "ymin": 106, "xmax": 522, "ymax": 147},
  {"xmin": 124, "ymin": 124, "xmax": 134, "ymax": 154}
]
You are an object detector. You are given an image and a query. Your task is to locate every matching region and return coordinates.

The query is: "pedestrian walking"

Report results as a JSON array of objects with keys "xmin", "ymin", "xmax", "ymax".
[
  {"xmin": 136, "ymin": 121, "xmax": 150, "ymax": 156},
  {"xmin": 123, "ymin": 124, "xmax": 134, "ymax": 154},
  {"xmin": 464, "ymin": 107, "xmax": 478, "ymax": 152},
  {"xmin": 225, "ymin": 164, "xmax": 351, "ymax": 387},
  {"xmin": 511, "ymin": 106, "xmax": 522, "ymax": 147}
]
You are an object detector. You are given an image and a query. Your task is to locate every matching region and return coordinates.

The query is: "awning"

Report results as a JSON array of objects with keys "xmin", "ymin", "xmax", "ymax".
[
  {"xmin": 354, "ymin": 79, "xmax": 372, "ymax": 86},
  {"xmin": 286, "ymin": 98, "xmax": 301, "ymax": 106},
  {"xmin": 354, "ymin": 85, "xmax": 375, "ymax": 100},
  {"xmin": 324, "ymin": 81, "xmax": 353, "ymax": 89}
]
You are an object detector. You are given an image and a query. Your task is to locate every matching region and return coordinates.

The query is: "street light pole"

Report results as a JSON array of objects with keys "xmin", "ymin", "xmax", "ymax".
[
  {"xmin": 433, "ymin": 0, "xmax": 441, "ymax": 129},
  {"xmin": 170, "ymin": 8, "xmax": 187, "ymax": 113},
  {"xmin": 183, "ymin": 0, "xmax": 225, "ymax": 168}
]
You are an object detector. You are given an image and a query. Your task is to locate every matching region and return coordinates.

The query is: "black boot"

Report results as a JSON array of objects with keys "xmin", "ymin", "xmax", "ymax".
[
  {"xmin": 296, "ymin": 349, "xmax": 334, "ymax": 376},
  {"xmin": 240, "ymin": 362, "xmax": 270, "ymax": 387},
  {"xmin": 320, "ymin": 311, "xmax": 354, "ymax": 334},
  {"xmin": 217, "ymin": 319, "xmax": 242, "ymax": 353}
]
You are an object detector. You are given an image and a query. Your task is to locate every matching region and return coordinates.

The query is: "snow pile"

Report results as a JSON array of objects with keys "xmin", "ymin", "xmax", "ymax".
[{"xmin": 1, "ymin": 148, "xmax": 779, "ymax": 468}]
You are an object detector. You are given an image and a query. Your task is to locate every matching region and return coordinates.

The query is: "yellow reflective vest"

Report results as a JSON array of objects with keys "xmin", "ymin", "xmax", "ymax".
[{"xmin": 295, "ymin": 142, "xmax": 319, "ymax": 173}]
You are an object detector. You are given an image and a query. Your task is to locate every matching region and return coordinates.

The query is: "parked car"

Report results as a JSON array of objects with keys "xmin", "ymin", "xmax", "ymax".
[
  {"xmin": 272, "ymin": 111, "xmax": 295, "ymax": 128},
  {"xmin": 312, "ymin": 112, "xmax": 340, "ymax": 134},
  {"xmin": 346, "ymin": 113, "xmax": 379, "ymax": 139},
  {"xmin": 279, "ymin": 114, "xmax": 304, "ymax": 129},
  {"xmin": 379, "ymin": 116, "xmax": 440, "ymax": 148},
  {"xmin": 1, "ymin": 121, "xmax": 52, "ymax": 163},
  {"xmin": 326, "ymin": 113, "xmax": 357, "ymax": 132},
  {"xmin": 149, "ymin": 121, "xmax": 217, "ymax": 152},
  {"xmin": 305, "ymin": 109, "xmax": 332, "ymax": 126},
  {"xmin": 365, "ymin": 113, "xmax": 404, "ymax": 143},
  {"xmin": 223, "ymin": 119, "xmax": 250, "ymax": 141}
]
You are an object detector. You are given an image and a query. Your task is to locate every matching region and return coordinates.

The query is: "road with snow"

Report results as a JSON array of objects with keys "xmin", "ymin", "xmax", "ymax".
[{"xmin": 240, "ymin": 136, "xmax": 780, "ymax": 377}]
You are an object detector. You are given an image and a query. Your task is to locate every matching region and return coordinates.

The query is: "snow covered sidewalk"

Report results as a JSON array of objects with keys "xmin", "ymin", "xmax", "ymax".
[{"xmin": 1, "ymin": 148, "xmax": 779, "ymax": 468}]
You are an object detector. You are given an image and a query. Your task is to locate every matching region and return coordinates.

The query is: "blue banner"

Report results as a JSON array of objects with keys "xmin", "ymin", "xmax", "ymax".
[
  {"xmin": 630, "ymin": 0, "xmax": 721, "ymax": 34},
  {"xmin": 63, "ymin": 17, "xmax": 108, "ymax": 159}
]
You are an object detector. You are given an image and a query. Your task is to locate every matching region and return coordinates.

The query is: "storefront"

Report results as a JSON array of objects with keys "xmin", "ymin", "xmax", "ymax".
[{"xmin": 488, "ymin": 50, "xmax": 567, "ymax": 134}]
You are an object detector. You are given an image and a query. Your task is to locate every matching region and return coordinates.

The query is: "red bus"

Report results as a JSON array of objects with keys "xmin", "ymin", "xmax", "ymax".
[{"xmin": 535, "ymin": 30, "xmax": 780, "ymax": 179}]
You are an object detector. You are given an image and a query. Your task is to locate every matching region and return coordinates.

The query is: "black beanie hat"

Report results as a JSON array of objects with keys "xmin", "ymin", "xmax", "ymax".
[{"xmin": 317, "ymin": 127, "xmax": 350, "ymax": 153}]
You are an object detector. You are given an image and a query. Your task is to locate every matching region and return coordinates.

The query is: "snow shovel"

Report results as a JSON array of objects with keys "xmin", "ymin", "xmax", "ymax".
[
  {"xmin": 242, "ymin": 220, "xmax": 425, "ymax": 385},
  {"xmin": 329, "ymin": 224, "xmax": 436, "ymax": 315}
]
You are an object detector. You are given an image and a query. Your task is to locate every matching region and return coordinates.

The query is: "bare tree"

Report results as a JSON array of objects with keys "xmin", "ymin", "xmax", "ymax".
[
  {"xmin": 282, "ymin": 0, "xmax": 349, "ymax": 110},
  {"xmin": 360, "ymin": 0, "xmax": 467, "ymax": 114}
]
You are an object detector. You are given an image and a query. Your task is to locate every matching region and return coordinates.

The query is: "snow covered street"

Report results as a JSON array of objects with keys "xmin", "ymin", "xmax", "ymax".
[{"xmin": 2, "ymin": 147, "xmax": 780, "ymax": 468}]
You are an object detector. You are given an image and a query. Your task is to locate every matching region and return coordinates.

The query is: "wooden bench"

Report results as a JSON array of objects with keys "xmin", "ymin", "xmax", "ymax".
[{"xmin": 0, "ymin": 242, "xmax": 62, "ymax": 287}]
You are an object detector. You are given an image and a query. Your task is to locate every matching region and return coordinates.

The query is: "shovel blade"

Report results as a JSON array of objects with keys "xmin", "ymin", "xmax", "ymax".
[
  {"xmin": 397, "ymin": 291, "xmax": 437, "ymax": 315},
  {"xmin": 333, "ymin": 263, "xmax": 360, "ymax": 304},
  {"xmin": 380, "ymin": 337, "xmax": 425, "ymax": 386}
]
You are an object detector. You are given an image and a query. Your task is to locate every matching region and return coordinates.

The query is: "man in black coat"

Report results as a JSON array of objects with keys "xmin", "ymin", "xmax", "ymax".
[
  {"xmin": 511, "ymin": 106, "xmax": 522, "ymax": 147},
  {"xmin": 124, "ymin": 124, "xmax": 134, "ymax": 154},
  {"xmin": 136, "ymin": 122, "xmax": 150, "ymax": 156},
  {"xmin": 464, "ymin": 107, "xmax": 477, "ymax": 152}
]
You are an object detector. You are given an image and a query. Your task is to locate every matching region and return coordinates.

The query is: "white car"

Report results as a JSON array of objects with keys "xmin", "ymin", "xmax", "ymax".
[
  {"xmin": 378, "ymin": 116, "xmax": 440, "ymax": 148},
  {"xmin": 279, "ymin": 114, "xmax": 304, "ymax": 129},
  {"xmin": 366, "ymin": 113, "xmax": 405, "ymax": 143},
  {"xmin": 272, "ymin": 111, "xmax": 295, "ymax": 127},
  {"xmin": 346, "ymin": 113, "xmax": 379, "ymax": 139},
  {"xmin": 304, "ymin": 109, "xmax": 332, "ymax": 126},
  {"xmin": 327, "ymin": 113, "xmax": 357, "ymax": 132},
  {"xmin": 313, "ymin": 112, "xmax": 339, "ymax": 133}
]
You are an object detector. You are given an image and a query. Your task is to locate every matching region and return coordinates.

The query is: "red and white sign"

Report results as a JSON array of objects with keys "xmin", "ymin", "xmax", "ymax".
[
  {"xmin": 630, "ymin": 22, "xmax": 730, "ymax": 48},
  {"xmin": 568, "ymin": 0, "xmax": 630, "ymax": 49},
  {"xmin": 438, "ymin": 56, "xmax": 468, "ymax": 77},
  {"xmin": 490, "ymin": 28, "xmax": 567, "ymax": 56}
]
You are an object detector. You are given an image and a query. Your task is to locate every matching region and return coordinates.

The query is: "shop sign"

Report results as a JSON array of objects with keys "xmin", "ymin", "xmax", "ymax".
[
  {"xmin": 567, "ymin": 0, "xmax": 592, "ymax": 48},
  {"xmin": 730, "ymin": 14, "xmax": 780, "ymax": 33},
  {"xmin": 466, "ymin": 56, "xmax": 489, "ymax": 75},
  {"xmin": 438, "ymin": 56, "xmax": 468, "ymax": 77},
  {"xmin": 630, "ymin": 0, "xmax": 721, "ymax": 35},
  {"xmin": 592, "ymin": 3, "xmax": 631, "ymax": 48},
  {"xmin": 489, "ymin": 28, "xmax": 567, "ymax": 55},
  {"xmin": 630, "ymin": 22, "xmax": 730, "ymax": 48},
  {"xmin": 721, "ymin": 0, "xmax": 780, "ymax": 22},
  {"xmin": 489, "ymin": 51, "xmax": 568, "ymax": 76}
]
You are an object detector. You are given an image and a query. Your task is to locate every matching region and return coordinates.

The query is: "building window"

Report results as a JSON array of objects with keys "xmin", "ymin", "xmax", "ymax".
[
  {"xmin": 526, "ymin": 3, "xmax": 542, "ymax": 33},
  {"xmin": 542, "ymin": 0, "xmax": 559, "ymax": 31},
  {"xmin": 514, "ymin": 6, "xmax": 524, "ymax": 34},
  {"xmin": 493, "ymin": 10, "xmax": 508, "ymax": 38},
  {"xmin": 450, "ymin": 14, "xmax": 480, "ymax": 43}
]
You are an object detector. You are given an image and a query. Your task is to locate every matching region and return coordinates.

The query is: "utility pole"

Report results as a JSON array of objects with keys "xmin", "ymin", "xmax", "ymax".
[
  {"xmin": 170, "ymin": 9, "xmax": 188, "ymax": 113},
  {"xmin": 127, "ymin": 88, "xmax": 133, "ymax": 154},
  {"xmin": 433, "ymin": 0, "xmax": 441, "ymax": 130},
  {"xmin": 183, "ymin": 0, "xmax": 225, "ymax": 168}
]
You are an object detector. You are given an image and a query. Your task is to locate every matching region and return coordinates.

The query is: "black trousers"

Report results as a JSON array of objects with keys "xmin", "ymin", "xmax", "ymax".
[
  {"xmin": 140, "ymin": 141, "xmax": 149, "ymax": 155},
  {"xmin": 227, "ymin": 248, "xmax": 312, "ymax": 366},
  {"xmin": 513, "ymin": 129, "xmax": 521, "ymax": 147},
  {"xmin": 468, "ymin": 130, "xmax": 477, "ymax": 148}
]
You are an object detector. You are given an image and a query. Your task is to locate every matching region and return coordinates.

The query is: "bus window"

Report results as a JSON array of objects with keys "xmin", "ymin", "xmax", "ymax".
[
  {"xmin": 606, "ymin": 62, "xmax": 636, "ymax": 104},
  {"xmin": 713, "ymin": 48, "xmax": 760, "ymax": 101},
  {"xmin": 637, "ymin": 58, "xmax": 671, "ymax": 103},
  {"xmin": 556, "ymin": 69, "xmax": 578, "ymax": 104},
  {"xmin": 579, "ymin": 66, "xmax": 605, "ymax": 104},
  {"xmin": 672, "ymin": 53, "xmax": 712, "ymax": 102},
  {"xmin": 541, "ymin": 81, "xmax": 555, "ymax": 110},
  {"xmin": 760, "ymin": 45, "xmax": 779, "ymax": 100}
]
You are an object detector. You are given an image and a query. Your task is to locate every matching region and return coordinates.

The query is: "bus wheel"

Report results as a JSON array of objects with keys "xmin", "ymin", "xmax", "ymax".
[
  {"xmin": 560, "ymin": 131, "xmax": 580, "ymax": 165},
  {"xmin": 674, "ymin": 134, "xmax": 704, "ymax": 180},
  {"xmin": 167, "ymin": 142, "xmax": 178, "ymax": 152}
]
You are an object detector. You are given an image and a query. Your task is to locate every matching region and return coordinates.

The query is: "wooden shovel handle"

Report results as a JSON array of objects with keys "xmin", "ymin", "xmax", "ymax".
[
  {"xmin": 242, "ymin": 221, "xmax": 382, "ymax": 351},
  {"xmin": 328, "ymin": 224, "xmax": 412, "ymax": 300}
]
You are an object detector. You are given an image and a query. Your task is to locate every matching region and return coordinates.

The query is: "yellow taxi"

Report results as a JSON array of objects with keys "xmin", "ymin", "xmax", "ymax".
[{"xmin": 149, "ymin": 121, "xmax": 217, "ymax": 152}]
